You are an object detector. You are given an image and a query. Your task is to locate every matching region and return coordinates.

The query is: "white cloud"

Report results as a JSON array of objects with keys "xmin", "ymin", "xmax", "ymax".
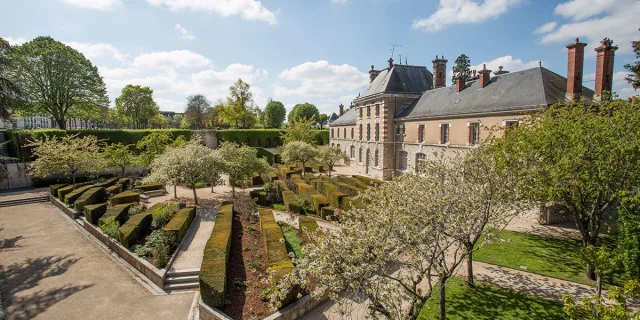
[
  {"xmin": 61, "ymin": 0, "xmax": 121, "ymax": 10},
  {"xmin": 574, "ymin": 71, "xmax": 636, "ymax": 99},
  {"xmin": 275, "ymin": 60, "xmax": 368, "ymax": 97},
  {"xmin": 3, "ymin": 37, "xmax": 27, "ymax": 46},
  {"xmin": 537, "ymin": 0, "xmax": 640, "ymax": 55},
  {"xmin": 146, "ymin": 0, "xmax": 278, "ymax": 24},
  {"xmin": 132, "ymin": 50, "xmax": 211, "ymax": 69},
  {"xmin": 471, "ymin": 56, "xmax": 542, "ymax": 74},
  {"xmin": 155, "ymin": 98, "xmax": 185, "ymax": 112},
  {"xmin": 66, "ymin": 42, "xmax": 127, "ymax": 63},
  {"xmin": 98, "ymin": 66, "xmax": 140, "ymax": 78},
  {"xmin": 332, "ymin": 0, "xmax": 348, "ymax": 4},
  {"xmin": 533, "ymin": 22, "xmax": 557, "ymax": 34},
  {"xmin": 412, "ymin": 0, "xmax": 522, "ymax": 32},
  {"xmin": 175, "ymin": 24, "xmax": 195, "ymax": 40}
]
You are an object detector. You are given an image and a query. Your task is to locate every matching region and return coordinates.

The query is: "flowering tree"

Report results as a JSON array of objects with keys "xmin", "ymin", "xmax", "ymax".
[
  {"xmin": 317, "ymin": 146, "xmax": 349, "ymax": 176},
  {"xmin": 136, "ymin": 132, "xmax": 171, "ymax": 167},
  {"xmin": 280, "ymin": 117, "xmax": 317, "ymax": 145},
  {"xmin": 146, "ymin": 145, "xmax": 183, "ymax": 199},
  {"xmin": 27, "ymin": 134, "xmax": 103, "ymax": 186},
  {"xmin": 280, "ymin": 141, "xmax": 317, "ymax": 177},
  {"xmin": 103, "ymin": 143, "xmax": 135, "ymax": 178},
  {"xmin": 216, "ymin": 142, "xmax": 269, "ymax": 197}
]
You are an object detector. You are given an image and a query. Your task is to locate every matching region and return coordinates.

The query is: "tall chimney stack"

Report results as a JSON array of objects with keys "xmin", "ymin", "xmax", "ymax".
[
  {"xmin": 388, "ymin": 58, "xmax": 394, "ymax": 70},
  {"xmin": 478, "ymin": 64, "xmax": 492, "ymax": 89},
  {"xmin": 565, "ymin": 38, "xmax": 587, "ymax": 101},
  {"xmin": 369, "ymin": 65, "xmax": 381, "ymax": 83},
  {"xmin": 594, "ymin": 38, "xmax": 618, "ymax": 101},
  {"xmin": 339, "ymin": 103, "xmax": 344, "ymax": 116},
  {"xmin": 455, "ymin": 73, "xmax": 465, "ymax": 93},
  {"xmin": 432, "ymin": 55, "xmax": 448, "ymax": 88}
]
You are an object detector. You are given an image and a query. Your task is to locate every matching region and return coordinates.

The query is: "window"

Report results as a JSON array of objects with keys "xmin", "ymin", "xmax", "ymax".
[
  {"xmin": 396, "ymin": 124, "xmax": 405, "ymax": 136},
  {"xmin": 504, "ymin": 120, "xmax": 519, "ymax": 136},
  {"xmin": 337, "ymin": 144, "xmax": 341, "ymax": 149},
  {"xmin": 418, "ymin": 125, "xmax": 425, "ymax": 143},
  {"xmin": 416, "ymin": 153, "xmax": 426, "ymax": 173},
  {"xmin": 441, "ymin": 123, "xmax": 450, "ymax": 144},
  {"xmin": 359, "ymin": 124, "xmax": 363, "ymax": 140},
  {"xmin": 469, "ymin": 123, "xmax": 480, "ymax": 145},
  {"xmin": 350, "ymin": 146, "xmax": 356, "ymax": 159},
  {"xmin": 331, "ymin": 129, "xmax": 334, "ymax": 138},
  {"xmin": 366, "ymin": 124, "xmax": 371, "ymax": 141},
  {"xmin": 375, "ymin": 123, "xmax": 380, "ymax": 141},
  {"xmin": 359, "ymin": 107, "xmax": 363, "ymax": 118},
  {"xmin": 374, "ymin": 149, "xmax": 379, "ymax": 167},
  {"xmin": 375, "ymin": 104, "xmax": 380, "ymax": 116},
  {"xmin": 337, "ymin": 128, "xmax": 340, "ymax": 138},
  {"xmin": 367, "ymin": 105, "xmax": 371, "ymax": 117},
  {"xmin": 398, "ymin": 151, "xmax": 408, "ymax": 170},
  {"xmin": 351, "ymin": 128, "xmax": 354, "ymax": 138},
  {"xmin": 359, "ymin": 148, "xmax": 363, "ymax": 163},
  {"xmin": 343, "ymin": 128, "xmax": 346, "ymax": 138}
]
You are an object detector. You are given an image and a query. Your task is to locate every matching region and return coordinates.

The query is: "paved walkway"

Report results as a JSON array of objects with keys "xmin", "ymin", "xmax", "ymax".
[
  {"xmin": 0, "ymin": 202, "xmax": 194, "ymax": 320},
  {"xmin": 168, "ymin": 206, "xmax": 217, "ymax": 271}
]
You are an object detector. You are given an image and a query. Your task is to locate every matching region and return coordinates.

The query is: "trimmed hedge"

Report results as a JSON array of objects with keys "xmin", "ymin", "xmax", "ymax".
[
  {"xmin": 254, "ymin": 147, "xmax": 282, "ymax": 165},
  {"xmin": 298, "ymin": 216, "xmax": 319, "ymax": 242},
  {"xmin": 118, "ymin": 178, "xmax": 131, "ymax": 189},
  {"xmin": 99, "ymin": 203, "xmax": 132, "ymax": 227},
  {"xmin": 353, "ymin": 175, "xmax": 384, "ymax": 186},
  {"xmin": 259, "ymin": 208, "xmax": 298, "ymax": 307},
  {"xmin": 164, "ymin": 206, "xmax": 196, "ymax": 244},
  {"xmin": 57, "ymin": 185, "xmax": 74, "ymax": 200},
  {"xmin": 106, "ymin": 184, "xmax": 122, "ymax": 197},
  {"xmin": 283, "ymin": 191, "xmax": 302, "ymax": 214},
  {"xmin": 334, "ymin": 182, "xmax": 362, "ymax": 197},
  {"xmin": 249, "ymin": 189, "xmax": 269, "ymax": 206},
  {"xmin": 136, "ymin": 184, "xmax": 165, "ymax": 192},
  {"xmin": 5, "ymin": 129, "xmax": 192, "ymax": 161},
  {"xmin": 85, "ymin": 203, "xmax": 108, "ymax": 225},
  {"xmin": 320, "ymin": 206, "xmax": 337, "ymax": 220},
  {"xmin": 110, "ymin": 191, "xmax": 140, "ymax": 205},
  {"xmin": 49, "ymin": 184, "xmax": 67, "ymax": 197},
  {"xmin": 200, "ymin": 201, "xmax": 234, "ymax": 308},
  {"xmin": 217, "ymin": 129, "xmax": 328, "ymax": 148},
  {"xmin": 74, "ymin": 187, "xmax": 107, "ymax": 212},
  {"xmin": 95, "ymin": 177, "xmax": 118, "ymax": 188},
  {"xmin": 64, "ymin": 184, "xmax": 95, "ymax": 206},
  {"xmin": 118, "ymin": 210, "xmax": 153, "ymax": 248},
  {"xmin": 310, "ymin": 194, "xmax": 329, "ymax": 213}
]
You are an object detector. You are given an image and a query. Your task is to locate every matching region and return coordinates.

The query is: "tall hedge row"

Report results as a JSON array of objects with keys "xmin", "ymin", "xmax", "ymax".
[
  {"xmin": 4, "ymin": 129, "xmax": 192, "ymax": 161},
  {"xmin": 164, "ymin": 207, "xmax": 196, "ymax": 245},
  {"xmin": 217, "ymin": 129, "xmax": 329, "ymax": 148},
  {"xmin": 200, "ymin": 201, "xmax": 234, "ymax": 308}
]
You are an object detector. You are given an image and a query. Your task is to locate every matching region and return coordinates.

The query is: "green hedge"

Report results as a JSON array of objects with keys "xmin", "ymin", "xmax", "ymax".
[
  {"xmin": 298, "ymin": 216, "xmax": 319, "ymax": 242},
  {"xmin": 57, "ymin": 185, "xmax": 74, "ymax": 200},
  {"xmin": 136, "ymin": 184, "xmax": 165, "ymax": 192},
  {"xmin": 5, "ymin": 129, "xmax": 192, "ymax": 161},
  {"xmin": 164, "ymin": 207, "xmax": 196, "ymax": 244},
  {"xmin": 253, "ymin": 147, "xmax": 282, "ymax": 165},
  {"xmin": 64, "ymin": 184, "xmax": 95, "ymax": 206},
  {"xmin": 200, "ymin": 201, "xmax": 234, "ymax": 308},
  {"xmin": 110, "ymin": 191, "xmax": 140, "ymax": 205},
  {"xmin": 99, "ymin": 203, "xmax": 132, "ymax": 227},
  {"xmin": 320, "ymin": 206, "xmax": 337, "ymax": 220},
  {"xmin": 95, "ymin": 177, "xmax": 118, "ymax": 188},
  {"xmin": 249, "ymin": 189, "xmax": 269, "ymax": 206},
  {"xmin": 259, "ymin": 209, "xmax": 298, "ymax": 307},
  {"xmin": 50, "ymin": 184, "xmax": 67, "ymax": 197},
  {"xmin": 106, "ymin": 184, "xmax": 122, "ymax": 197},
  {"xmin": 118, "ymin": 178, "xmax": 131, "ymax": 189},
  {"xmin": 217, "ymin": 129, "xmax": 328, "ymax": 148},
  {"xmin": 74, "ymin": 187, "xmax": 107, "ymax": 212},
  {"xmin": 85, "ymin": 203, "xmax": 108, "ymax": 225},
  {"xmin": 118, "ymin": 210, "xmax": 153, "ymax": 248}
]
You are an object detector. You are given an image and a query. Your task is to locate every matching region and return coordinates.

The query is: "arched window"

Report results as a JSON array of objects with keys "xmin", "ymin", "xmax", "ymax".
[
  {"xmin": 375, "ymin": 123, "xmax": 380, "ymax": 141},
  {"xmin": 416, "ymin": 153, "xmax": 426, "ymax": 173},
  {"xmin": 350, "ymin": 146, "xmax": 356, "ymax": 159},
  {"xmin": 359, "ymin": 147, "xmax": 363, "ymax": 163},
  {"xmin": 374, "ymin": 149, "xmax": 379, "ymax": 167},
  {"xmin": 332, "ymin": 143, "xmax": 335, "ymax": 147}
]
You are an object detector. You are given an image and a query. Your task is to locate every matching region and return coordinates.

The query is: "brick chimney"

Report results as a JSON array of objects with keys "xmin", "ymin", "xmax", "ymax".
[
  {"xmin": 565, "ymin": 38, "xmax": 587, "ymax": 101},
  {"xmin": 456, "ymin": 73, "xmax": 465, "ymax": 93},
  {"xmin": 339, "ymin": 103, "xmax": 344, "ymax": 116},
  {"xmin": 478, "ymin": 64, "xmax": 491, "ymax": 89},
  {"xmin": 594, "ymin": 37, "xmax": 618, "ymax": 101},
  {"xmin": 432, "ymin": 55, "xmax": 448, "ymax": 88},
  {"xmin": 388, "ymin": 58, "xmax": 394, "ymax": 70},
  {"xmin": 369, "ymin": 65, "xmax": 381, "ymax": 83},
  {"xmin": 493, "ymin": 66, "xmax": 509, "ymax": 75}
]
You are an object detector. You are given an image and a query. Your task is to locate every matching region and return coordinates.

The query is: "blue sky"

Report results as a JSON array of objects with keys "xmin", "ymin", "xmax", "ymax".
[{"xmin": 2, "ymin": 0, "xmax": 638, "ymax": 116}]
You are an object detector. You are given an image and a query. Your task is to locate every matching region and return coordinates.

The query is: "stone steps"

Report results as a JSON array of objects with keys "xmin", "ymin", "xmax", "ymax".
[
  {"xmin": 163, "ymin": 269, "xmax": 200, "ymax": 291},
  {"xmin": 0, "ymin": 196, "xmax": 49, "ymax": 208}
]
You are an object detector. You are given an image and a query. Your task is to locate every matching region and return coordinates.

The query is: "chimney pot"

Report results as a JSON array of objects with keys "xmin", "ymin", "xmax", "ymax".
[
  {"xmin": 388, "ymin": 58, "xmax": 394, "ymax": 70},
  {"xmin": 432, "ymin": 55, "xmax": 448, "ymax": 89},
  {"xmin": 478, "ymin": 65, "xmax": 492, "ymax": 89},
  {"xmin": 565, "ymin": 38, "xmax": 587, "ymax": 101},
  {"xmin": 594, "ymin": 37, "xmax": 618, "ymax": 101},
  {"xmin": 339, "ymin": 103, "xmax": 344, "ymax": 116},
  {"xmin": 494, "ymin": 65, "xmax": 509, "ymax": 75}
]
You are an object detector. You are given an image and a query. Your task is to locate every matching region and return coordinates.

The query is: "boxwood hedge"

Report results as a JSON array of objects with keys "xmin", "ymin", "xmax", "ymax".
[
  {"xmin": 110, "ymin": 191, "xmax": 140, "ymax": 205},
  {"xmin": 200, "ymin": 201, "xmax": 234, "ymax": 308},
  {"xmin": 99, "ymin": 203, "xmax": 133, "ymax": 227},
  {"xmin": 85, "ymin": 203, "xmax": 108, "ymax": 225},
  {"xmin": 74, "ymin": 187, "xmax": 107, "ymax": 212},
  {"xmin": 118, "ymin": 210, "xmax": 153, "ymax": 248},
  {"xmin": 164, "ymin": 206, "xmax": 196, "ymax": 245},
  {"xmin": 217, "ymin": 129, "xmax": 328, "ymax": 148},
  {"xmin": 64, "ymin": 184, "xmax": 96, "ymax": 206}
]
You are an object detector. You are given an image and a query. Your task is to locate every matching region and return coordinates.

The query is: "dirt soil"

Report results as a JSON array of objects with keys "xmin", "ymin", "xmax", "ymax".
[{"xmin": 219, "ymin": 213, "xmax": 271, "ymax": 319}]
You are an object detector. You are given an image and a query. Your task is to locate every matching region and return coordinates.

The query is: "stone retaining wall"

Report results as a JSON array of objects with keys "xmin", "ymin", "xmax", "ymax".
[{"xmin": 198, "ymin": 294, "xmax": 329, "ymax": 320}]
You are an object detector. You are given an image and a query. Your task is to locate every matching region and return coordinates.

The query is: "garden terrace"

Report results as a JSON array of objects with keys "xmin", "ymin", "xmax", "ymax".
[{"xmin": 200, "ymin": 201, "xmax": 233, "ymax": 308}]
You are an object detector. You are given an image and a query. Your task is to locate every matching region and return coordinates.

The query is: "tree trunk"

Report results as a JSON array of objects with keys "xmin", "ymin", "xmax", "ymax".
[
  {"xmin": 192, "ymin": 185, "xmax": 198, "ymax": 206},
  {"xmin": 57, "ymin": 117, "xmax": 66, "ymax": 129},
  {"xmin": 466, "ymin": 247, "xmax": 475, "ymax": 288},
  {"xmin": 173, "ymin": 185, "xmax": 177, "ymax": 199},
  {"xmin": 232, "ymin": 183, "xmax": 236, "ymax": 198},
  {"xmin": 328, "ymin": 166, "xmax": 332, "ymax": 177},
  {"xmin": 596, "ymin": 273, "xmax": 603, "ymax": 299},
  {"xmin": 439, "ymin": 275, "xmax": 447, "ymax": 320},
  {"xmin": 301, "ymin": 161, "xmax": 306, "ymax": 177},
  {"xmin": 121, "ymin": 166, "xmax": 126, "ymax": 178},
  {"xmin": 72, "ymin": 172, "xmax": 76, "ymax": 187}
]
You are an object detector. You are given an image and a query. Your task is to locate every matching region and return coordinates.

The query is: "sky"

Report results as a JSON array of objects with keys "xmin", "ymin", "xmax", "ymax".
[{"xmin": 2, "ymin": 0, "xmax": 639, "ymax": 116}]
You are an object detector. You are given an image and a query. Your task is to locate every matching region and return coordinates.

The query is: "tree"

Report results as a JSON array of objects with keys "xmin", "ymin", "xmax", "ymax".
[
  {"xmin": 103, "ymin": 143, "xmax": 135, "ymax": 178},
  {"xmin": 280, "ymin": 117, "xmax": 317, "ymax": 145},
  {"xmin": 288, "ymin": 103, "xmax": 319, "ymax": 124},
  {"xmin": 5, "ymin": 36, "xmax": 108, "ymax": 129},
  {"xmin": 261, "ymin": 99, "xmax": 286, "ymax": 128},
  {"xmin": 146, "ymin": 144, "xmax": 182, "ymax": 199},
  {"xmin": 317, "ymin": 146, "xmax": 349, "ymax": 176},
  {"xmin": 27, "ymin": 134, "xmax": 103, "ymax": 186},
  {"xmin": 115, "ymin": 85, "xmax": 159, "ymax": 129},
  {"xmin": 452, "ymin": 54, "xmax": 472, "ymax": 84},
  {"xmin": 217, "ymin": 78, "xmax": 257, "ymax": 128},
  {"xmin": 281, "ymin": 141, "xmax": 317, "ymax": 177},
  {"xmin": 318, "ymin": 113, "xmax": 328, "ymax": 129},
  {"xmin": 618, "ymin": 190, "xmax": 640, "ymax": 281},
  {"xmin": 0, "ymin": 37, "xmax": 20, "ymax": 119},
  {"xmin": 149, "ymin": 113, "xmax": 169, "ymax": 129},
  {"xmin": 488, "ymin": 98, "xmax": 640, "ymax": 279},
  {"xmin": 136, "ymin": 132, "xmax": 171, "ymax": 167},
  {"xmin": 217, "ymin": 142, "xmax": 269, "ymax": 197},
  {"xmin": 204, "ymin": 107, "xmax": 219, "ymax": 129},
  {"xmin": 184, "ymin": 94, "xmax": 211, "ymax": 129},
  {"xmin": 625, "ymin": 29, "xmax": 640, "ymax": 90},
  {"xmin": 563, "ymin": 279, "xmax": 640, "ymax": 319}
]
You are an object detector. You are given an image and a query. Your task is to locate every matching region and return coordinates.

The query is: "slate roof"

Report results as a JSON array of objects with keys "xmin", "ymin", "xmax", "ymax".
[
  {"xmin": 329, "ymin": 107, "xmax": 356, "ymax": 126},
  {"xmin": 328, "ymin": 112, "xmax": 339, "ymax": 123},
  {"xmin": 361, "ymin": 64, "xmax": 433, "ymax": 99},
  {"xmin": 396, "ymin": 67, "xmax": 594, "ymax": 120}
]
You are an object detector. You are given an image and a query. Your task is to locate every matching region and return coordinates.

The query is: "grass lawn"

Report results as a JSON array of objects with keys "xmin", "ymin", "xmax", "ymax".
[
  {"xmin": 474, "ymin": 230, "xmax": 625, "ymax": 287},
  {"xmin": 278, "ymin": 222, "xmax": 304, "ymax": 258},
  {"xmin": 418, "ymin": 277, "xmax": 566, "ymax": 320}
]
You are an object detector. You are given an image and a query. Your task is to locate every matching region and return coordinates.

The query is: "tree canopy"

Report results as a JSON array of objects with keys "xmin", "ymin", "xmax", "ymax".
[
  {"xmin": 115, "ymin": 84, "xmax": 159, "ymax": 129},
  {"xmin": 261, "ymin": 99, "xmax": 286, "ymax": 128},
  {"xmin": 317, "ymin": 146, "xmax": 349, "ymax": 176},
  {"xmin": 288, "ymin": 102, "xmax": 319, "ymax": 124},
  {"xmin": 280, "ymin": 117, "xmax": 317, "ymax": 145},
  {"xmin": 281, "ymin": 141, "xmax": 317, "ymax": 176},
  {"xmin": 0, "ymin": 37, "xmax": 19, "ymax": 119},
  {"xmin": 5, "ymin": 36, "xmax": 109, "ymax": 129},
  {"xmin": 216, "ymin": 142, "xmax": 269, "ymax": 197},
  {"xmin": 452, "ymin": 53, "xmax": 472, "ymax": 84},
  {"xmin": 625, "ymin": 29, "xmax": 640, "ymax": 90},
  {"xmin": 103, "ymin": 143, "xmax": 135, "ymax": 178},
  {"xmin": 184, "ymin": 94, "xmax": 211, "ymax": 129}
]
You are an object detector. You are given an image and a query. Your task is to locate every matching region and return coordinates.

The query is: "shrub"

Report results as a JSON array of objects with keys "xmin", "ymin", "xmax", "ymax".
[
  {"xmin": 334, "ymin": 182, "xmax": 361, "ymax": 197},
  {"xmin": 136, "ymin": 184, "xmax": 165, "ymax": 192},
  {"xmin": 94, "ymin": 177, "xmax": 118, "ymax": 188},
  {"xmin": 282, "ymin": 191, "xmax": 302, "ymax": 214},
  {"xmin": 110, "ymin": 191, "xmax": 140, "ymax": 205},
  {"xmin": 249, "ymin": 189, "xmax": 269, "ymax": 206},
  {"xmin": 49, "ymin": 184, "xmax": 67, "ymax": 197},
  {"xmin": 217, "ymin": 129, "xmax": 283, "ymax": 148},
  {"xmin": 118, "ymin": 178, "xmax": 131, "ymax": 189},
  {"xmin": 264, "ymin": 182, "xmax": 283, "ymax": 204},
  {"xmin": 118, "ymin": 210, "xmax": 153, "ymax": 248},
  {"xmin": 164, "ymin": 207, "xmax": 196, "ymax": 245},
  {"xmin": 619, "ymin": 191, "xmax": 640, "ymax": 280},
  {"xmin": 99, "ymin": 203, "xmax": 133, "ymax": 227},
  {"xmin": 85, "ymin": 203, "xmax": 108, "ymax": 225},
  {"xmin": 106, "ymin": 184, "xmax": 122, "ymax": 197},
  {"xmin": 254, "ymin": 147, "xmax": 276, "ymax": 165},
  {"xmin": 100, "ymin": 216, "xmax": 120, "ymax": 239},
  {"xmin": 135, "ymin": 230, "xmax": 171, "ymax": 268},
  {"xmin": 200, "ymin": 201, "xmax": 234, "ymax": 308},
  {"xmin": 151, "ymin": 202, "xmax": 180, "ymax": 229},
  {"xmin": 64, "ymin": 184, "xmax": 95, "ymax": 206},
  {"xmin": 234, "ymin": 193, "xmax": 258, "ymax": 221},
  {"xmin": 310, "ymin": 194, "xmax": 329, "ymax": 214},
  {"xmin": 74, "ymin": 187, "xmax": 107, "ymax": 212},
  {"xmin": 320, "ymin": 206, "xmax": 337, "ymax": 220}
]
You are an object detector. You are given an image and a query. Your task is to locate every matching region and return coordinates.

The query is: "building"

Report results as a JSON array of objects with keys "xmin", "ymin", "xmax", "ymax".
[
  {"xmin": 329, "ymin": 38, "xmax": 617, "ymax": 180},
  {"xmin": 0, "ymin": 114, "xmax": 56, "ymax": 129}
]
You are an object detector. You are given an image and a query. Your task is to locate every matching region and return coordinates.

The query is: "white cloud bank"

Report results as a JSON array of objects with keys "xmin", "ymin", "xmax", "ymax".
[
  {"xmin": 175, "ymin": 24, "xmax": 196, "ymax": 40},
  {"xmin": 131, "ymin": 50, "xmax": 211, "ymax": 69},
  {"xmin": 146, "ymin": 0, "xmax": 278, "ymax": 24},
  {"xmin": 66, "ymin": 42, "xmax": 128, "ymax": 63},
  {"xmin": 274, "ymin": 60, "xmax": 368, "ymax": 97},
  {"xmin": 412, "ymin": 0, "xmax": 522, "ymax": 32},
  {"xmin": 60, "ymin": 0, "xmax": 121, "ymax": 10}
]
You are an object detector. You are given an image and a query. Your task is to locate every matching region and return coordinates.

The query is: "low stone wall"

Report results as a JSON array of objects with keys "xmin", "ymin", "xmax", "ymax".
[
  {"xmin": 198, "ymin": 299, "xmax": 233, "ymax": 320},
  {"xmin": 262, "ymin": 294, "xmax": 329, "ymax": 320},
  {"xmin": 49, "ymin": 194, "xmax": 78, "ymax": 219}
]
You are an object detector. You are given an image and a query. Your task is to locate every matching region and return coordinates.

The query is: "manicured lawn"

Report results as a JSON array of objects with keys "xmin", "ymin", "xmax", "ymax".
[
  {"xmin": 474, "ymin": 230, "xmax": 625, "ymax": 287},
  {"xmin": 418, "ymin": 277, "xmax": 566, "ymax": 320},
  {"xmin": 278, "ymin": 222, "xmax": 304, "ymax": 258}
]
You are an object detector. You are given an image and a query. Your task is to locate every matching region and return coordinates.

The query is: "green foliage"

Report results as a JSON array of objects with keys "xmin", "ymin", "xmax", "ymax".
[
  {"xmin": 280, "ymin": 141, "xmax": 318, "ymax": 177},
  {"xmin": 103, "ymin": 143, "xmax": 135, "ymax": 177},
  {"xmin": 562, "ymin": 279, "xmax": 640, "ymax": 320},
  {"xmin": 452, "ymin": 53, "xmax": 472, "ymax": 85},
  {"xmin": 200, "ymin": 201, "xmax": 234, "ymax": 308},
  {"xmin": 136, "ymin": 131, "xmax": 171, "ymax": 167},
  {"xmin": 0, "ymin": 37, "xmax": 20, "ymax": 120},
  {"xmin": 151, "ymin": 202, "xmax": 180, "ymax": 229},
  {"xmin": 140, "ymin": 230, "xmax": 171, "ymax": 268},
  {"xmin": 84, "ymin": 203, "xmax": 108, "ymax": 225},
  {"xmin": 119, "ymin": 210, "xmax": 153, "ymax": 248},
  {"xmin": 74, "ymin": 187, "xmax": 107, "ymax": 212},
  {"xmin": 278, "ymin": 222, "xmax": 304, "ymax": 259},
  {"xmin": 184, "ymin": 94, "xmax": 211, "ymax": 129},
  {"xmin": 217, "ymin": 129, "xmax": 282, "ymax": 147},
  {"xmin": 262, "ymin": 100, "xmax": 286, "ymax": 128},
  {"xmin": 99, "ymin": 203, "xmax": 132, "ymax": 227},
  {"xmin": 618, "ymin": 191, "xmax": 640, "ymax": 280},
  {"xmin": 281, "ymin": 118, "xmax": 317, "ymax": 145},
  {"xmin": 288, "ymin": 103, "xmax": 319, "ymax": 124},
  {"xmin": 64, "ymin": 184, "xmax": 95, "ymax": 206},
  {"xmin": 5, "ymin": 36, "xmax": 108, "ymax": 128},
  {"xmin": 164, "ymin": 207, "xmax": 196, "ymax": 244},
  {"xmin": 217, "ymin": 142, "xmax": 270, "ymax": 197},
  {"xmin": 49, "ymin": 184, "xmax": 67, "ymax": 197},
  {"xmin": 109, "ymin": 191, "xmax": 140, "ymax": 205},
  {"xmin": 136, "ymin": 184, "xmax": 165, "ymax": 192},
  {"xmin": 625, "ymin": 30, "xmax": 640, "ymax": 90},
  {"xmin": 100, "ymin": 216, "xmax": 120, "ymax": 239},
  {"xmin": 115, "ymin": 84, "xmax": 159, "ymax": 128},
  {"xmin": 317, "ymin": 146, "xmax": 349, "ymax": 176},
  {"xmin": 217, "ymin": 78, "xmax": 258, "ymax": 128},
  {"xmin": 253, "ymin": 147, "xmax": 281, "ymax": 164}
]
